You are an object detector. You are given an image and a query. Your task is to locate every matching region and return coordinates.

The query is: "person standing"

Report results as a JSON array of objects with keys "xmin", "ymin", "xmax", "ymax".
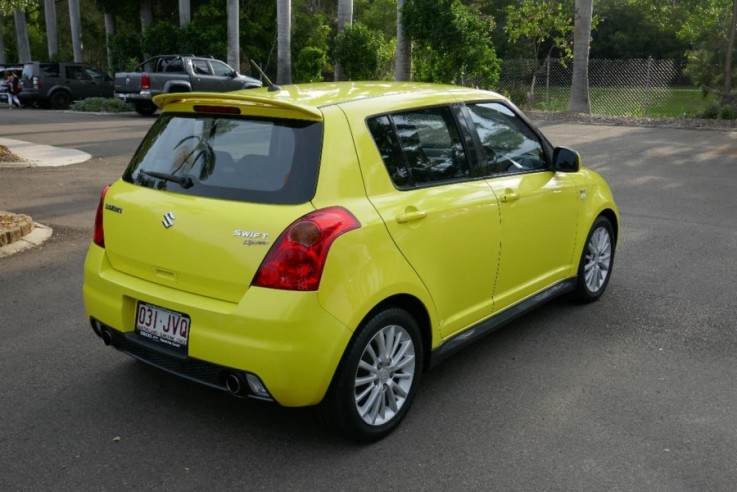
[{"xmin": 5, "ymin": 71, "xmax": 22, "ymax": 109}]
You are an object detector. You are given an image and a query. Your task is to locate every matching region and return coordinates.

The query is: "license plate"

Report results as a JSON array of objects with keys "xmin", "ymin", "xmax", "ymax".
[{"xmin": 135, "ymin": 302, "xmax": 190, "ymax": 350}]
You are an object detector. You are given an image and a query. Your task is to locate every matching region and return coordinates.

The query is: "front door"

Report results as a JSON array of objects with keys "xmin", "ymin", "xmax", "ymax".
[{"xmin": 464, "ymin": 101, "xmax": 580, "ymax": 312}]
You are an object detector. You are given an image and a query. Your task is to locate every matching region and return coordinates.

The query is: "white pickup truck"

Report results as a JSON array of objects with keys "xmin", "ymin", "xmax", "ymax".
[{"xmin": 114, "ymin": 55, "xmax": 262, "ymax": 115}]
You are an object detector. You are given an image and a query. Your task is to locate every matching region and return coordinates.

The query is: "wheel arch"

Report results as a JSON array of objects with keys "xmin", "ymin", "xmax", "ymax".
[{"xmin": 599, "ymin": 208, "xmax": 619, "ymax": 244}]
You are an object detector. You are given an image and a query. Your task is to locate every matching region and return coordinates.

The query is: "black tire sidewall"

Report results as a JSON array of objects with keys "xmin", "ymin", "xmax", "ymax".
[
  {"xmin": 575, "ymin": 215, "xmax": 615, "ymax": 302},
  {"xmin": 324, "ymin": 307, "xmax": 423, "ymax": 442},
  {"xmin": 51, "ymin": 91, "xmax": 71, "ymax": 109}
]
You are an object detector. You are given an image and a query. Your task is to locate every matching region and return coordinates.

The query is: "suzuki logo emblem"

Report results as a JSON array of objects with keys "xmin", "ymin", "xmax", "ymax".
[{"xmin": 162, "ymin": 211, "xmax": 176, "ymax": 228}]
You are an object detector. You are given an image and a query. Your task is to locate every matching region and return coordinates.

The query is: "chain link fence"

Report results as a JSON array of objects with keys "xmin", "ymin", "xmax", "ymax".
[{"xmin": 497, "ymin": 58, "xmax": 718, "ymax": 118}]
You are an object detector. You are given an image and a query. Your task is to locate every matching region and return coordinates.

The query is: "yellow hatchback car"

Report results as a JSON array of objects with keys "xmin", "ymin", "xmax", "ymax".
[{"xmin": 84, "ymin": 82, "xmax": 619, "ymax": 442}]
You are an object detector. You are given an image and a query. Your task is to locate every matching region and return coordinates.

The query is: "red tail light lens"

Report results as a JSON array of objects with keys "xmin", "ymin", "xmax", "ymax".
[
  {"xmin": 141, "ymin": 74, "xmax": 151, "ymax": 91},
  {"xmin": 253, "ymin": 207, "xmax": 361, "ymax": 291},
  {"xmin": 93, "ymin": 185, "xmax": 110, "ymax": 248}
]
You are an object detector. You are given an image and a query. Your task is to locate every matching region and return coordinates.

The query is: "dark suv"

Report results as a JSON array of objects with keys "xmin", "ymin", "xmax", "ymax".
[{"xmin": 19, "ymin": 62, "xmax": 114, "ymax": 109}]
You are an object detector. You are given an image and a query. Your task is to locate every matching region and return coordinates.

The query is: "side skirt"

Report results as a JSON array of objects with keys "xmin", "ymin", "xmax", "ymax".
[{"xmin": 430, "ymin": 278, "xmax": 577, "ymax": 367}]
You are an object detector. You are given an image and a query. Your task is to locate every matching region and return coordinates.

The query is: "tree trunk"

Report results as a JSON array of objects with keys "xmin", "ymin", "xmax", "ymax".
[
  {"xmin": 277, "ymin": 0, "xmax": 292, "ymax": 84},
  {"xmin": 0, "ymin": 29, "xmax": 5, "ymax": 64},
  {"xmin": 44, "ymin": 0, "xmax": 58, "ymax": 60},
  {"xmin": 68, "ymin": 0, "xmax": 83, "ymax": 62},
  {"xmin": 179, "ymin": 0, "xmax": 191, "ymax": 27},
  {"xmin": 140, "ymin": 0, "xmax": 153, "ymax": 32},
  {"xmin": 226, "ymin": 0, "xmax": 239, "ymax": 71},
  {"xmin": 14, "ymin": 10, "xmax": 32, "ymax": 63},
  {"xmin": 568, "ymin": 0, "xmax": 593, "ymax": 113},
  {"xmin": 395, "ymin": 0, "xmax": 411, "ymax": 81},
  {"xmin": 140, "ymin": 0, "xmax": 153, "ymax": 59},
  {"xmin": 334, "ymin": 0, "xmax": 353, "ymax": 81},
  {"xmin": 104, "ymin": 12, "xmax": 116, "ymax": 74},
  {"xmin": 723, "ymin": 0, "xmax": 737, "ymax": 97}
]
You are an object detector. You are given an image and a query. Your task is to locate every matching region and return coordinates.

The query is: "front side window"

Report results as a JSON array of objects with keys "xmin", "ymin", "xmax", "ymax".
[
  {"xmin": 123, "ymin": 115, "xmax": 323, "ymax": 205},
  {"xmin": 368, "ymin": 106, "xmax": 471, "ymax": 188},
  {"xmin": 210, "ymin": 60, "xmax": 234, "ymax": 77},
  {"xmin": 466, "ymin": 102, "xmax": 546, "ymax": 176}
]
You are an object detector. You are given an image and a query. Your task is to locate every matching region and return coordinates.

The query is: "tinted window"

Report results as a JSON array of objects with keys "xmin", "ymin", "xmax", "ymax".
[
  {"xmin": 192, "ymin": 60, "xmax": 211, "ymax": 75},
  {"xmin": 367, "ymin": 116, "xmax": 410, "ymax": 187},
  {"xmin": 39, "ymin": 63, "xmax": 59, "ymax": 77},
  {"xmin": 368, "ymin": 107, "xmax": 470, "ymax": 188},
  {"xmin": 123, "ymin": 115, "xmax": 323, "ymax": 205},
  {"xmin": 211, "ymin": 60, "xmax": 234, "ymax": 77},
  {"xmin": 66, "ymin": 66, "xmax": 91, "ymax": 80},
  {"xmin": 466, "ymin": 102, "xmax": 546, "ymax": 176}
]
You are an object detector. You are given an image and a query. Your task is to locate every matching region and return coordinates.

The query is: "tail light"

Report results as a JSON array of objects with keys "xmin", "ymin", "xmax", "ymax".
[
  {"xmin": 33, "ymin": 76, "xmax": 40, "ymax": 89},
  {"xmin": 141, "ymin": 74, "xmax": 151, "ymax": 91},
  {"xmin": 253, "ymin": 207, "xmax": 361, "ymax": 291},
  {"xmin": 93, "ymin": 185, "xmax": 110, "ymax": 248}
]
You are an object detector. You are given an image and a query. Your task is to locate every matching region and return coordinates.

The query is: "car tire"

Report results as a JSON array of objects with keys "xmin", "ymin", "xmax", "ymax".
[
  {"xmin": 50, "ymin": 90, "xmax": 72, "ymax": 110},
  {"xmin": 321, "ymin": 307, "xmax": 423, "ymax": 442},
  {"xmin": 134, "ymin": 102, "xmax": 157, "ymax": 116},
  {"xmin": 574, "ymin": 215, "xmax": 615, "ymax": 302}
]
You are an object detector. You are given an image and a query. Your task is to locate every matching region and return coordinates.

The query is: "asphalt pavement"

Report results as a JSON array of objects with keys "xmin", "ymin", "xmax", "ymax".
[{"xmin": 1, "ymin": 109, "xmax": 736, "ymax": 491}]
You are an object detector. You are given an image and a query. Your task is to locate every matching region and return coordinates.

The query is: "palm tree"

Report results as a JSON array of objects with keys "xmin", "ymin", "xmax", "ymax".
[
  {"xmin": 0, "ymin": 29, "xmax": 5, "ymax": 64},
  {"xmin": 227, "ymin": 0, "xmax": 239, "ymax": 71},
  {"xmin": 568, "ymin": 0, "xmax": 593, "ymax": 113},
  {"xmin": 140, "ymin": 0, "xmax": 153, "ymax": 31},
  {"xmin": 68, "ymin": 0, "xmax": 83, "ymax": 62},
  {"xmin": 334, "ymin": 0, "xmax": 353, "ymax": 80},
  {"xmin": 723, "ymin": 0, "xmax": 737, "ymax": 97},
  {"xmin": 14, "ymin": 9, "xmax": 31, "ymax": 62},
  {"xmin": 103, "ymin": 10, "xmax": 115, "ymax": 73},
  {"xmin": 395, "ymin": 0, "xmax": 411, "ymax": 81},
  {"xmin": 179, "ymin": 0, "xmax": 190, "ymax": 27},
  {"xmin": 277, "ymin": 0, "xmax": 291, "ymax": 84},
  {"xmin": 43, "ymin": 0, "xmax": 58, "ymax": 59}
]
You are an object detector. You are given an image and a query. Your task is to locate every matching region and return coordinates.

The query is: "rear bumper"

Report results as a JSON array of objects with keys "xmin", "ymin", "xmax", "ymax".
[
  {"xmin": 83, "ymin": 245, "xmax": 353, "ymax": 407},
  {"xmin": 115, "ymin": 92, "xmax": 152, "ymax": 103}
]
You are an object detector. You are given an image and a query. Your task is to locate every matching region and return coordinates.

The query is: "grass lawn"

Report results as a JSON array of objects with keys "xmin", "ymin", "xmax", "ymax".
[{"xmin": 520, "ymin": 86, "xmax": 717, "ymax": 118}]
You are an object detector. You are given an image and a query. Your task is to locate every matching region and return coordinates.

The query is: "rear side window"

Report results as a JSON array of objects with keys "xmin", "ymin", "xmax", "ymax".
[
  {"xmin": 40, "ymin": 64, "xmax": 59, "ymax": 77},
  {"xmin": 367, "ymin": 106, "xmax": 471, "ymax": 188},
  {"xmin": 123, "ymin": 114, "xmax": 323, "ymax": 205}
]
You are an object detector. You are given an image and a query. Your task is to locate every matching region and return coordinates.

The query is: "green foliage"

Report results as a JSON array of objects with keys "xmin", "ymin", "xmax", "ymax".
[
  {"xmin": 70, "ymin": 97, "xmax": 132, "ymax": 113},
  {"xmin": 402, "ymin": 0, "xmax": 501, "ymax": 88},
  {"xmin": 109, "ymin": 32, "xmax": 142, "ymax": 71},
  {"xmin": 295, "ymin": 46, "xmax": 329, "ymax": 83},
  {"xmin": 591, "ymin": 0, "xmax": 688, "ymax": 60},
  {"xmin": 334, "ymin": 22, "xmax": 394, "ymax": 80},
  {"xmin": 0, "ymin": 0, "xmax": 35, "ymax": 16},
  {"xmin": 505, "ymin": 0, "xmax": 574, "ymax": 62},
  {"xmin": 355, "ymin": 0, "xmax": 397, "ymax": 38}
]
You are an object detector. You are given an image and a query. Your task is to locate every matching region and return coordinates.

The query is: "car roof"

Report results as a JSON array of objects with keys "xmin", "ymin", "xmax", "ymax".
[
  {"xmin": 155, "ymin": 82, "xmax": 507, "ymax": 120},
  {"xmin": 238, "ymin": 81, "xmax": 505, "ymax": 108}
]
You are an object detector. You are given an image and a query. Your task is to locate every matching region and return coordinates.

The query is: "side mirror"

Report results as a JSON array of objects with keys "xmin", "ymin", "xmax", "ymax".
[
  {"xmin": 230, "ymin": 70, "xmax": 238, "ymax": 78},
  {"xmin": 553, "ymin": 147, "xmax": 580, "ymax": 172}
]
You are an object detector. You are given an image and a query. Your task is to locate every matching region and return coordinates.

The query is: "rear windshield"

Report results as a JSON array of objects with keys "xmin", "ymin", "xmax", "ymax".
[{"xmin": 123, "ymin": 114, "xmax": 323, "ymax": 204}]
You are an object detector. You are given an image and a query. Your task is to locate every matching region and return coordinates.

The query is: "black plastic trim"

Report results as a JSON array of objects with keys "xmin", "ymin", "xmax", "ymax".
[
  {"xmin": 430, "ymin": 278, "xmax": 577, "ymax": 366},
  {"xmin": 90, "ymin": 319, "xmax": 273, "ymax": 402}
]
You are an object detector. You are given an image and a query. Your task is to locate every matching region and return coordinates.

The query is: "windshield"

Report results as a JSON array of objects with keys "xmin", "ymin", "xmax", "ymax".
[{"xmin": 123, "ymin": 114, "xmax": 323, "ymax": 205}]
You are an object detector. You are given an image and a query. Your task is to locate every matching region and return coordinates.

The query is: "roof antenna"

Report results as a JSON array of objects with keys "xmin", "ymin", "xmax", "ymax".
[{"xmin": 250, "ymin": 60, "xmax": 281, "ymax": 92}]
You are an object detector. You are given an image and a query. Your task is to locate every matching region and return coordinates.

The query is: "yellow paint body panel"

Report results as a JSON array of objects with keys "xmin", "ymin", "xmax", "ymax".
[{"xmin": 84, "ymin": 82, "xmax": 619, "ymax": 408}]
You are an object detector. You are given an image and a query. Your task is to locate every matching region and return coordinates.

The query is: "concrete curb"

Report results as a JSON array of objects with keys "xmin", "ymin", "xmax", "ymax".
[
  {"xmin": 0, "ymin": 137, "xmax": 91, "ymax": 168},
  {"xmin": 0, "ymin": 222, "xmax": 53, "ymax": 258}
]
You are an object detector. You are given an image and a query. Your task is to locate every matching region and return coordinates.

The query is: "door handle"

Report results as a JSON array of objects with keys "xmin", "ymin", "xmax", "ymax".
[
  {"xmin": 500, "ymin": 189, "xmax": 520, "ymax": 203},
  {"xmin": 396, "ymin": 210, "xmax": 428, "ymax": 223}
]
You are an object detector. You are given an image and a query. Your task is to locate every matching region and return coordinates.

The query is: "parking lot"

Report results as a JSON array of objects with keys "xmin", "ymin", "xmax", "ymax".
[{"xmin": 1, "ymin": 109, "xmax": 736, "ymax": 490}]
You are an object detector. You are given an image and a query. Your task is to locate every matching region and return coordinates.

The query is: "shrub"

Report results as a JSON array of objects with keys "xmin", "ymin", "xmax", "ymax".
[{"xmin": 70, "ymin": 98, "xmax": 132, "ymax": 113}]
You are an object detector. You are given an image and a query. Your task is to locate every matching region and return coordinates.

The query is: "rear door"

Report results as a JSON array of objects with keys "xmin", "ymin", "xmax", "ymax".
[
  {"xmin": 463, "ymin": 102, "xmax": 580, "ymax": 312},
  {"xmin": 103, "ymin": 111, "xmax": 324, "ymax": 303},
  {"xmin": 362, "ymin": 106, "xmax": 501, "ymax": 339},
  {"xmin": 190, "ymin": 59, "xmax": 223, "ymax": 92}
]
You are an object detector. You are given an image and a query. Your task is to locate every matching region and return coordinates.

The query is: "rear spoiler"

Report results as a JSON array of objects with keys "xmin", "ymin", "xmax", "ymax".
[{"xmin": 153, "ymin": 92, "xmax": 323, "ymax": 121}]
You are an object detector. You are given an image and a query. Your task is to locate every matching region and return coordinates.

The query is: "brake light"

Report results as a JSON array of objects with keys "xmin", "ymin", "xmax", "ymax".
[
  {"xmin": 33, "ymin": 76, "xmax": 39, "ymax": 89},
  {"xmin": 253, "ymin": 207, "xmax": 361, "ymax": 291},
  {"xmin": 93, "ymin": 185, "xmax": 110, "ymax": 248},
  {"xmin": 141, "ymin": 74, "xmax": 151, "ymax": 91}
]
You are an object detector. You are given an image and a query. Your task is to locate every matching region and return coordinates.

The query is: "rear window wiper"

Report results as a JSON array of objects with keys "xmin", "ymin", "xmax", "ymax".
[{"xmin": 140, "ymin": 170, "xmax": 194, "ymax": 189}]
